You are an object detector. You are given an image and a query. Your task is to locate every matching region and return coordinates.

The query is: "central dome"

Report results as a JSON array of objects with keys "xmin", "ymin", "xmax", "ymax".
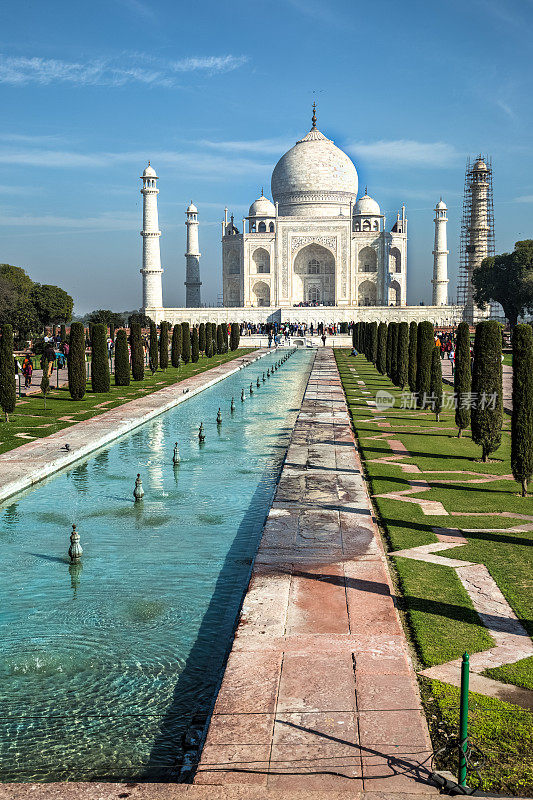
[{"xmin": 271, "ymin": 125, "xmax": 358, "ymax": 217}]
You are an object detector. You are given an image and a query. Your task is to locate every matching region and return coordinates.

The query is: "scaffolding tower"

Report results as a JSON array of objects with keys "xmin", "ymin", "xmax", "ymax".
[{"xmin": 458, "ymin": 155, "xmax": 495, "ymax": 322}]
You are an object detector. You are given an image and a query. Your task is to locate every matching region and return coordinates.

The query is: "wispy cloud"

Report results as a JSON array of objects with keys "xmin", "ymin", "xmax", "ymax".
[
  {"xmin": 346, "ymin": 139, "xmax": 461, "ymax": 168},
  {"xmin": 495, "ymin": 98, "xmax": 517, "ymax": 120},
  {"xmin": 0, "ymin": 53, "xmax": 249, "ymax": 88},
  {"xmin": 199, "ymin": 136, "xmax": 293, "ymax": 155},
  {"xmin": 514, "ymin": 195, "xmax": 533, "ymax": 203},
  {"xmin": 115, "ymin": 0, "xmax": 155, "ymax": 20}
]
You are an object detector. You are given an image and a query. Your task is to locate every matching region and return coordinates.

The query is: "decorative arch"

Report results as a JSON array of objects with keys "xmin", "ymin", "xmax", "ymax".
[
  {"xmin": 389, "ymin": 279, "xmax": 401, "ymax": 306},
  {"xmin": 258, "ymin": 221, "xmax": 266, "ymax": 232},
  {"xmin": 390, "ymin": 247, "xmax": 401, "ymax": 273},
  {"xmin": 358, "ymin": 280, "xmax": 377, "ymax": 306},
  {"xmin": 293, "ymin": 243, "xmax": 335, "ymax": 306},
  {"xmin": 252, "ymin": 280, "xmax": 270, "ymax": 307},
  {"xmin": 358, "ymin": 246, "xmax": 377, "ymax": 273},
  {"xmin": 252, "ymin": 247, "xmax": 270, "ymax": 274}
]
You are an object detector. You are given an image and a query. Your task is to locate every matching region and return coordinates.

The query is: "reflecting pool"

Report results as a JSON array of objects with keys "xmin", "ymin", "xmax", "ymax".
[{"xmin": 0, "ymin": 349, "xmax": 313, "ymax": 781}]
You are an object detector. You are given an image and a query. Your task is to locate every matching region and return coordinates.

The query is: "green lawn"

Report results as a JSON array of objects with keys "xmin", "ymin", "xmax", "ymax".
[
  {"xmin": 335, "ymin": 350, "xmax": 533, "ymax": 795},
  {"xmin": 0, "ymin": 349, "xmax": 255, "ymax": 456}
]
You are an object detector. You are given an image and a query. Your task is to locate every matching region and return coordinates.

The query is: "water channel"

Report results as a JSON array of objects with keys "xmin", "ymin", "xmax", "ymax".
[{"xmin": 0, "ymin": 348, "xmax": 314, "ymax": 781}]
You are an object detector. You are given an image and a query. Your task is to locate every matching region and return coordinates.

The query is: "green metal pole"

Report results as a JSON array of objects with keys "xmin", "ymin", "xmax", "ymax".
[{"xmin": 459, "ymin": 651, "xmax": 469, "ymax": 787}]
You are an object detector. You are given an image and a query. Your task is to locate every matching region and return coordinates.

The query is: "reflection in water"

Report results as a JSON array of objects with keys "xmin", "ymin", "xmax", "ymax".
[{"xmin": 0, "ymin": 349, "xmax": 311, "ymax": 781}]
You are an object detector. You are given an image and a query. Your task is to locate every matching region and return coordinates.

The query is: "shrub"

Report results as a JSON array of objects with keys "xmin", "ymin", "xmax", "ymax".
[
  {"xmin": 397, "ymin": 322, "xmax": 409, "ymax": 389},
  {"xmin": 114, "ymin": 329, "xmax": 130, "ymax": 386},
  {"xmin": 216, "ymin": 324, "xmax": 224, "ymax": 355},
  {"xmin": 430, "ymin": 346, "xmax": 443, "ymax": 421},
  {"xmin": 471, "ymin": 320, "xmax": 503, "ymax": 462},
  {"xmin": 199, "ymin": 322, "xmax": 206, "ymax": 353},
  {"xmin": 171, "ymin": 324, "xmax": 182, "ymax": 367},
  {"xmin": 181, "ymin": 322, "xmax": 191, "ymax": 363},
  {"xmin": 91, "ymin": 323, "xmax": 110, "ymax": 393},
  {"xmin": 191, "ymin": 327, "xmax": 199, "ymax": 362},
  {"xmin": 68, "ymin": 322, "xmax": 86, "ymax": 400},
  {"xmin": 130, "ymin": 322, "xmax": 144, "ymax": 381},
  {"xmin": 377, "ymin": 322, "xmax": 387, "ymax": 374},
  {"xmin": 511, "ymin": 324, "xmax": 533, "ymax": 495},
  {"xmin": 230, "ymin": 322, "xmax": 240, "ymax": 351},
  {"xmin": 415, "ymin": 321, "xmax": 434, "ymax": 408},
  {"xmin": 408, "ymin": 321, "xmax": 417, "ymax": 393},
  {"xmin": 340, "ymin": 321, "xmax": 348, "ymax": 334},
  {"xmin": 0, "ymin": 324, "xmax": 16, "ymax": 421},
  {"xmin": 159, "ymin": 321, "xmax": 169, "ymax": 370},
  {"xmin": 149, "ymin": 320, "xmax": 158, "ymax": 372},
  {"xmin": 454, "ymin": 322, "xmax": 471, "ymax": 437}
]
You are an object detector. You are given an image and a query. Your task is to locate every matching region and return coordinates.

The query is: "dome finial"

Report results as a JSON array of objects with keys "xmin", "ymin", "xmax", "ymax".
[
  {"xmin": 311, "ymin": 102, "xmax": 317, "ymax": 129},
  {"xmin": 148, "ymin": 160, "xmax": 150, "ymax": 166},
  {"xmin": 261, "ymin": 186, "xmax": 264, "ymax": 196},
  {"xmin": 365, "ymin": 185, "xmax": 368, "ymax": 195}
]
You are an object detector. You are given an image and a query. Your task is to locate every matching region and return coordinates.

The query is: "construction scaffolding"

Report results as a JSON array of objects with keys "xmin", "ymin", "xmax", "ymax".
[{"xmin": 458, "ymin": 156, "xmax": 495, "ymax": 321}]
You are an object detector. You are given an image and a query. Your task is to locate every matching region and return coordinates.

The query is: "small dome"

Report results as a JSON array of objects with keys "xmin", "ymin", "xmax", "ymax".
[
  {"xmin": 248, "ymin": 194, "xmax": 276, "ymax": 217},
  {"xmin": 354, "ymin": 193, "xmax": 381, "ymax": 216},
  {"xmin": 473, "ymin": 158, "xmax": 488, "ymax": 172},
  {"xmin": 436, "ymin": 199, "xmax": 447, "ymax": 209},
  {"xmin": 143, "ymin": 163, "xmax": 157, "ymax": 178},
  {"xmin": 187, "ymin": 201, "xmax": 198, "ymax": 213}
]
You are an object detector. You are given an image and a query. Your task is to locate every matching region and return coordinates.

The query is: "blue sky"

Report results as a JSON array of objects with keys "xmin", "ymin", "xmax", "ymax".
[{"xmin": 1, "ymin": 0, "xmax": 532, "ymax": 313}]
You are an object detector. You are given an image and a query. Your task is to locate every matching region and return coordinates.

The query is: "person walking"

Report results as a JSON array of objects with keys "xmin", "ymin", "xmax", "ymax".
[
  {"xmin": 22, "ymin": 355, "xmax": 33, "ymax": 389},
  {"xmin": 321, "ymin": 334, "xmax": 327, "ymax": 347}
]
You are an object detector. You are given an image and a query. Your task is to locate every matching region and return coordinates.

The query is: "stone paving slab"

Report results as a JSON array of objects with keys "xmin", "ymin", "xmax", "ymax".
[
  {"xmin": 195, "ymin": 349, "xmax": 436, "ymax": 793},
  {"xmin": 0, "ymin": 351, "xmax": 265, "ymax": 505}
]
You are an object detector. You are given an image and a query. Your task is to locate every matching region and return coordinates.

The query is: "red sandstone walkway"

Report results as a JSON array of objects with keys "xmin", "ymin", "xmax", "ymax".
[{"xmin": 194, "ymin": 349, "xmax": 436, "ymax": 793}]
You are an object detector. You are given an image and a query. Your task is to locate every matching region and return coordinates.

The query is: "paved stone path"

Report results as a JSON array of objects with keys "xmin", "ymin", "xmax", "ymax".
[
  {"xmin": 441, "ymin": 359, "xmax": 513, "ymax": 413},
  {"xmin": 194, "ymin": 349, "xmax": 436, "ymax": 793},
  {"xmin": 0, "ymin": 351, "xmax": 265, "ymax": 505}
]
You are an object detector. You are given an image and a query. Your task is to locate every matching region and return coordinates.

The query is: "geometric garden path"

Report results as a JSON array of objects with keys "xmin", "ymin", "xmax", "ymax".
[{"xmin": 194, "ymin": 348, "xmax": 437, "ymax": 792}]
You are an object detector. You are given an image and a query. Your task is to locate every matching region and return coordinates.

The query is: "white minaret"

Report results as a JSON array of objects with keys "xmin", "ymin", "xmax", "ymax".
[
  {"xmin": 185, "ymin": 202, "xmax": 202, "ymax": 308},
  {"xmin": 432, "ymin": 199, "xmax": 449, "ymax": 306},
  {"xmin": 140, "ymin": 163, "xmax": 163, "ymax": 309}
]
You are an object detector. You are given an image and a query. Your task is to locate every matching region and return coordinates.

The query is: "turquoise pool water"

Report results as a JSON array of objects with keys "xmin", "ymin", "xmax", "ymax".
[{"xmin": 0, "ymin": 349, "xmax": 313, "ymax": 782}]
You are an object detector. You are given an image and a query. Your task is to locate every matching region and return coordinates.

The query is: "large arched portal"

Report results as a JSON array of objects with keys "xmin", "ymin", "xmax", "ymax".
[
  {"xmin": 293, "ymin": 244, "xmax": 335, "ymax": 305},
  {"xmin": 252, "ymin": 280, "xmax": 270, "ymax": 307}
]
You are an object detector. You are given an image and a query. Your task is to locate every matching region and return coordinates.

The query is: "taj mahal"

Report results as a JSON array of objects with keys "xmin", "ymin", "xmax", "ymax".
[{"xmin": 141, "ymin": 107, "xmax": 462, "ymax": 327}]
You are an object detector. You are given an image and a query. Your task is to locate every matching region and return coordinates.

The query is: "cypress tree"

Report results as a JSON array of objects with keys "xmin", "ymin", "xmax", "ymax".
[
  {"xmin": 430, "ymin": 346, "xmax": 443, "ymax": 421},
  {"xmin": 171, "ymin": 324, "xmax": 182, "ymax": 367},
  {"xmin": 60, "ymin": 324, "xmax": 67, "ymax": 343},
  {"xmin": 40, "ymin": 358, "xmax": 50, "ymax": 409},
  {"xmin": 130, "ymin": 322, "xmax": 144, "ymax": 381},
  {"xmin": 397, "ymin": 321, "xmax": 409, "ymax": 390},
  {"xmin": 52, "ymin": 325, "xmax": 57, "ymax": 338},
  {"xmin": 358, "ymin": 322, "xmax": 363, "ymax": 352},
  {"xmin": 352, "ymin": 323, "xmax": 357, "ymax": 349},
  {"xmin": 114, "ymin": 329, "xmax": 130, "ymax": 386},
  {"xmin": 181, "ymin": 322, "xmax": 191, "ymax": 363},
  {"xmin": 68, "ymin": 321, "xmax": 86, "ymax": 400},
  {"xmin": 386, "ymin": 323, "xmax": 393, "ymax": 378},
  {"xmin": 370, "ymin": 321, "xmax": 378, "ymax": 364},
  {"xmin": 223, "ymin": 324, "xmax": 229, "ymax": 353},
  {"xmin": 0, "ymin": 324, "xmax": 16, "ymax": 421},
  {"xmin": 415, "ymin": 321, "xmax": 434, "ymax": 408},
  {"xmin": 91, "ymin": 323, "xmax": 110, "ymax": 393},
  {"xmin": 191, "ymin": 327, "xmax": 199, "ymax": 363},
  {"xmin": 159, "ymin": 321, "xmax": 169, "ymax": 370},
  {"xmin": 390, "ymin": 322, "xmax": 399, "ymax": 384},
  {"xmin": 230, "ymin": 322, "xmax": 240, "ymax": 351},
  {"xmin": 199, "ymin": 322, "xmax": 206, "ymax": 353},
  {"xmin": 216, "ymin": 324, "xmax": 224, "ymax": 355},
  {"xmin": 205, "ymin": 322, "xmax": 213, "ymax": 358},
  {"xmin": 454, "ymin": 322, "xmax": 471, "ymax": 437},
  {"xmin": 109, "ymin": 322, "xmax": 115, "ymax": 342},
  {"xmin": 511, "ymin": 324, "xmax": 533, "ymax": 496},
  {"xmin": 377, "ymin": 322, "xmax": 387, "ymax": 374},
  {"xmin": 408, "ymin": 321, "xmax": 417, "ymax": 393},
  {"xmin": 471, "ymin": 320, "xmax": 503, "ymax": 462},
  {"xmin": 149, "ymin": 320, "xmax": 158, "ymax": 372}
]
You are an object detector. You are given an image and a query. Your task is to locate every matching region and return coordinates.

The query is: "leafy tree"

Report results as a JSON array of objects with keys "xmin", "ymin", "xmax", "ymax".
[
  {"xmin": 68, "ymin": 321, "xmax": 86, "ymax": 401},
  {"xmin": 128, "ymin": 311, "xmax": 150, "ymax": 329},
  {"xmin": 397, "ymin": 322, "xmax": 409, "ymax": 390},
  {"xmin": 377, "ymin": 322, "xmax": 387, "ymax": 374},
  {"xmin": 471, "ymin": 320, "xmax": 503, "ymax": 462},
  {"xmin": 181, "ymin": 322, "xmax": 191, "ymax": 363},
  {"xmin": 114, "ymin": 329, "xmax": 130, "ymax": 386},
  {"xmin": 159, "ymin": 321, "xmax": 169, "ymax": 370},
  {"xmin": 199, "ymin": 322, "xmax": 206, "ymax": 353},
  {"xmin": 454, "ymin": 322, "xmax": 471, "ymax": 437},
  {"xmin": 472, "ymin": 240, "xmax": 533, "ymax": 329},
  {"xmin": 30, "ymin": 284, "xmax": 73, "ymax": 328},
  {"xmin": 130, "ymin": 323, "xmax": 144, "ymax": 381},
  {"xmin": 415, "ymin": 321, "xmax": 434, "ymax": 408},
  {"xmin": 408, "ymin": 321, "xmax": 417, "ymax": 393},
  {"xmin": 230, "ymin": 322, "xmax": 240, "ymax": 351},
  {"xmin": 390, "ymin": 322, "xmax": 398, "ymax": 384},
  {"xmin": 0, "ymin": 324, "xmax": 16, "ymax": 421},
  {"xmin": 40, "ymin": 358, "xmax": 50, "ymax": 409},
  {"xmin": 191, "ymin": 327, "xmax": 200, "ymax": 362},
  {"xmin": 205, "ymin": 322, "xmax": 213, "ymax": 358},
  {"xmin": 91, "ymin": 323, "xmax": 110, "ymax": 393},
  {"xmin": 216, "ymin": 324, "xmax": 224, "ymax": 355},
  {"xmin": 386, "ymin": 323, "xmax": 393, "ymax": 377},
  {"xmin": 149, "ymin": 321, "xmax": 159, "ymax": 372},
  {"xmin": 0, "ymin": 265, "xmax": 39, "ymax": 339},
  {"xmin": 430, "ymin": 346, "xmax": 443, "ymax": 421},
  {"xmin": 511, "ymin": 324, "xmax": 533, "ymax": 496},
  {"xmin": 171, "ymin": 323, "xmax": 182, "ymax": 367}
]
